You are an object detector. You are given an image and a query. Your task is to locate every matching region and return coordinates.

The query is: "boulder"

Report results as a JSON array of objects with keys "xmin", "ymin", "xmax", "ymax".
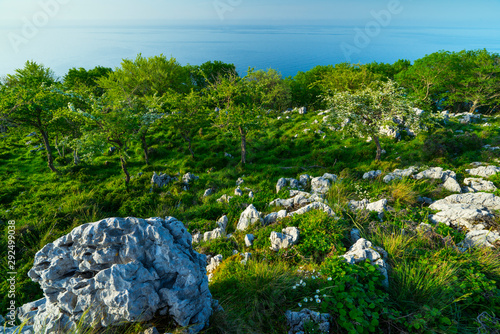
[
  {"xmin": 270, "ymin": 227, "xmax": 300, "ymax": 251},
  {"xmin": 285, "ymin": 309, "xmax": 331, "ymax": 334},
  {"xmin": 236, "ymin": 204, "xmax": 263, "ymax": 231},
  {"xmin": 349, "ymin": 199, "xmax": 387, "ymax": 219},
  {"xmin": 236, "ymin": 177, "xmax": 244, "ymax": 186},
  {"xmin": 203, "ymin": 227, "xmax": 226, "ymax": 242},
  {"xmin": 460, "ymin": 230, "xmax": 500, "ymax": 249},
  {"xmin": 182, "ymin": 172, "xmax": 199, "ymax": 184},
  {"xmin": 443, "ymin": 177, "xmax": 462, "ymax": 193},
  {"xmin": 466, "ymin": 166, "xmax": 500, "ymax": 178},
  {"xmin": 203, "ymin": 188, "xmax": 213, "ymax": 197},
  {"xmin": 463, "ymin": 178, "xmax": 497, "ymax": 193},
  {"xmin": 363, "ymin": 170, "xmax": 382, "ymax": 180},
  {"xmin": 234, "ymin": 187, "xmax": 243, "ymax": 196},
  {"xmin": 249, "ymin": 191, "xmax": 254, "ymax": 198},
  {"xmin": 298, "ymin": 107, "xmax": 307, "ymax": 115},
  {"xmin": 276, "ymin": 178, "xmax": 300, "ymax": 193},
  {"xmin": 26, "ymin": 217, "xmax": 213, "ymax": 334},
  {"xmin": 269, "ymin": 190, "xmax": 326, "ymax": 210},
  {"xmin": 217, "ymin": 215, "xmax": 228, "ymax": 230}
]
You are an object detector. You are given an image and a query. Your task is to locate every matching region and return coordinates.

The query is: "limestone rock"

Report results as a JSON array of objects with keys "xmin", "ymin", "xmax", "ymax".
[
  {"xmin": 234, "ymin": 187, "xmax": 243, "ymax": 196},
  {"xmin": 217, "ymin": 194, "xmax": 233, "ymax": 203},
  {"xmin": 270, "ymin": 227, "xmax": 300, "ymax": 251},
  {"xmin": 206, "ymin": 255, "xmax": 223, "ymax": 281},
  {"xmin": 299, "ymin": 174, "xmax": 311, "ymax": 187},
  {"xmin": 311, "ymin": 174, "xmax": 337, "ymax": 194},
  {"xmin": 363, "ymin": 170, "xmax": 382, "ymax": 180},
  {"xmin": 383, "ymin": 167, "xmax": 418, "ymax": 183},
  {"xmin": 245, "ymin": 234, "xmax": 255, "ymax": 247},
  {"xmin": 263, "ymin": 210, "xmax": 288, "ymax": 225},
  {"xmin": 349, "ymin": 199, "xmax": 387, "ymax": 219},
  {"xmin": 298, "ymin": 107, "xmax": 307, "ymax": 115},
  {"xmin": 463, "ymin": 178, "xmax": 497, "ymax": 192},
  {"xmin": 217, "ymin": 215, "xmax": 228, "ymax": 230},
  {"xmin": 443, "ymin": 177, "xmax": 462, "ymax": 193},
  {"xmin": 414, "ymin": 167, "xmax": 456, "ymax": 181},
  {"xmin": 249, "ymin": 191, "xmax": 254, "ymax": 198},
  {"xmin": 460, "ymin": 230, "xmax": 500, "ymax": 249},
  {"xmin": 276, "ymin": 178, "xmax": 287, "ymax": 193},
  {"xmin": 26, "ymin": 217, "xmax": 213, "ymax": 334},
  {"xmin": 182, "ymin": 172, "xmax": 199, "ymax": 184},
  {"xmin": 466, "ymin": 166, "xmax": 500, "ymax": 178},
  {"xmin": 287, "ymin": 202, "xmax": 335, "ymax": 217},
  {"xmin": 236, "ymin": 177, "xmax": 244, "ymax": 186},
  {"xmin": 236, "ymin": 204, "xmax": 263, "ymax": 231},
  {"xmin": 276, "ymin": 178, "xmax": 300, "ymax": 193},
  {"xmin": 203, "ymin": 188, "xmax": 214, "ymax": 197},
  {"xmin": 342, "ymin": 238, "xmax": 389, "ymax": 288},
  {"xmin": 285, "ymin": 309, "xmax": 331, "ymax": 334},
  {"xmin": 151, "ymin": 172, "xmax": 177, "ymax": 188}
]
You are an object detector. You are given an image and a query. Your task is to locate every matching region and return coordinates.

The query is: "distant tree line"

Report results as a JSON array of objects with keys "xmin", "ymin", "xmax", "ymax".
[{"xmin": 1, "ymin": 49, "xmax": 498, "ymax": 176}]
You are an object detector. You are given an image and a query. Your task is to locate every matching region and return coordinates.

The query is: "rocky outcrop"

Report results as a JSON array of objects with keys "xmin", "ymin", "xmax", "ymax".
[
  {"xmin": 263, "ymin": 210, "xmax": 288, "ymax": 225},
  {"xmin": 216, "ymin": 194, "xmax": 233, "ymax": 203},
  {"xmin": 463, "ymin": 178, "xmax": 497, "ymax": 193},
  {"xmin": 466, "ymin": 166, "xmax": 500, "ymax": 178},
  {"xmin": 414, "ymin": 167, "xmax": 456, "ymax": 181},
  {"xmin": 383, "ymin": 167, "xmax": 418, "ymax": 183},
  {"xmin": 287, "ymin": 202, "xmax": 335, "ymax": 217},
  {"xmin": 206, "ymin": 255, "xmax": 223, "ymax": 281},
  {"xmin": 349, "ymin": 199, "xmax": 387, "ymax": 219},
  {"xmin": 429, "ymin": 193, "xmax": 500, "ymax": 249},
  {"xmin": 363, "ymin": 170, "xmax": 382, "ymax": 180},
  {"xmin": 236, "ymin": 204, "xmax": 263, "ymax": 231},
  {"xmin": 299, "ymin": 174, "xmax": 311, "ymax": 187},
  {"xmin": 342, "ymin": 238, "xmax": 389, "ymax": 288},
  {"xmin": 151, "ymin": 172, "xmax": 177, "ymax": 188},
  {"xmin": 25, "ymin": 217, "xmax": 213, "ymax": 334},
  {"xmin": 270, "ymin": 227, "xmax": 300, "ymax": 251},
  {"xmin": 285, "ymin": 309, "xmax": 331, "ymax": 334},
  {"xmin": 276, "ymin": 178, "xmax": 300, "ymax": 193},
  {"xmin": 311, "ymin": 174, "xmax": 337, "ymax": 194},
  {"xmin": 269, "ymin": 190, "xmax": 325, "ymax": 210}
]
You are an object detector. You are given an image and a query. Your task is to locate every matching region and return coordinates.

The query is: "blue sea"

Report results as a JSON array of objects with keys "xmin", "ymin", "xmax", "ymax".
[{"xmin": 1, "ymin": 23, "xmax": 499, "ymax": 78}]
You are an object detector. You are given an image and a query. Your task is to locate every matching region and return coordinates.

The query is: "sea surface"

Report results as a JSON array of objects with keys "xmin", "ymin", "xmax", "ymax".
[{"xmin": 1, "ymin": 23, "xmax": 499, "ymax": 78}]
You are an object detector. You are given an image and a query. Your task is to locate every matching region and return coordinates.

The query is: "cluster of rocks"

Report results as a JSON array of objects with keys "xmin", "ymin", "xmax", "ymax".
[
  {"xmin": 192, "ymin": 216, "xmax": 229, "ymax": 244},
  {"xmin": 285, "ymin": 309, "xmax": 331, "ymax": 334},
  {"xmin": 429, "ymin": 192, "xmax": 500, "ymax": 249},
  {"xmin": 342, "ymin": 233, "xmax": 389, "ymax": 288},
  {"xmin": 270, "ymin": 190, "xmax": 326, "ymax": 210},
  {"xmin": 151, "ymin": 172, "xmax": 178, "ymax": 188},
  {"xmin": 270, "ymin": 227, "xmax": 300, "ymax": 251},
  {"xmin": 348, "ymin": 198, "xmax": 388, "ymax": 220},
  {"xmin": 6, "ymin": 217, "xmax": 214, "ymax": 334}
]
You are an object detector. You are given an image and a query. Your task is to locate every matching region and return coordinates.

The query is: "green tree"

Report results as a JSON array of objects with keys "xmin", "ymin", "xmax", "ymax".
[
  {"xmin": 164, "ymin": 90, "xmax": 208, "ymax": 159},
  {"xmin": 0, "ymin": 61, "xmax": 67, "ymax": 172},
  {"xmin": 63, "ymin": 66, "xmax": 113, "ymax": 96},
  {"xmin": 325, "ymin": 80, "xmax": 421, "ymax": 161},
  {"xmin": 187, "ymin": 60, "xmax": 237, "ymax": 91},
  {"xmin": 97, "ymin": 54, "xmax": 189, "ymax": 165}
]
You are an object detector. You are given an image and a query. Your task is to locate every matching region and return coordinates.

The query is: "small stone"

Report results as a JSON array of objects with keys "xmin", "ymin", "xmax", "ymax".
[{"xmin": 245, "ymin": 234, "xmax": 255, "ymax": 247}]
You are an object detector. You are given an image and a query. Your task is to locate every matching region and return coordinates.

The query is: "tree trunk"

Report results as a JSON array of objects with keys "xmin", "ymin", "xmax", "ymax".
[
  {"xmin": 181, "ymin": 132, "xmax": 195, "ymax": 159},
  {"xmin": 373, "ymin": 135, "xmax": 382, "ymax": 161},
  {"xmin": 140, "ymin": 133, "xmax": 149, "ymax": 165},
  {"xmin": 239, "ymin": 125, "xmax": 247, "ymax": 164},
  {"xmin": 73, "ymin": 148, "xmax": 80, "ymax": 165},
  {"xmin": 54, "ymin": 135, "xmax": 63, "ymax": 157},
  {"xmin": 120, "ymin": 155, "xmax": 131, "ymax": 184},
  {"xmin": 470, "ymin": 100, "xmax": 479, "ymax": 113},
  {"xmin": 40, "ymin": 130, "xmax": 58, "ymax": 173}
]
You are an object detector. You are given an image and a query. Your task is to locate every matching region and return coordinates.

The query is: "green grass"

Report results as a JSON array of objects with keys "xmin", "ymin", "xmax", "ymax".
[{"xmin": 1, "ymin": 109, "xmax": 500, "ymax": 333}]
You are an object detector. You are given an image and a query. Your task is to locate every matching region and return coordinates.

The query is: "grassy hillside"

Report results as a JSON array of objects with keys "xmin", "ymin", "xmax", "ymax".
[{"xmin": 1, "ymin": 105, "xmax": 500, "ymax": 333}]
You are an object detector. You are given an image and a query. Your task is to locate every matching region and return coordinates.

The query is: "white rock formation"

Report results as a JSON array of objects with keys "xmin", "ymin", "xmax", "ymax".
[
  {"xmin": 466, "ymin": 166, "xmax": 500, "ymax": 178},
  {"xmin": 287, "ymin": 202, "xmax": 335, "ymax": 217},
  {"xmin": 270, "ymin": 227, "xmax": 300, "ymax": 251},
  {"xmin": 463, "ymin": 178, "xmax": 497, "ymax": 193},
  {"xmin": 383, "ymin": 167, "xmax": 418, "ymax": 183},
  {"xmin": 341, "ymin": 238, "xmax": 389, "ymax": 288},
  {"xmin": 25, "ymin": 217, "xmax": 213, "ymax": 334},
  {"xmin": 236, "ymin": 204, "xmax": 263, "ymax": 231},
  {"xmin": 285, "ymin": 309, "xmax": 331, "ymax": 334},
  {"xmin": 363, "ymin": 170, "xmax": 382, "ymax": 180}
]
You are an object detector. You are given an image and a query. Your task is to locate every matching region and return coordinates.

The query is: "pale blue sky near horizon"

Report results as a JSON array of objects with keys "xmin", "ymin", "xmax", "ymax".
[{"xmin": 0, "ymin": 0, "xmax": 499, "ymax": 77}]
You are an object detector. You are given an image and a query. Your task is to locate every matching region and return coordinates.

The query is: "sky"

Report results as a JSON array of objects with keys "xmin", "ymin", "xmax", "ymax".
[
  {"xmin": 0, "ymin": 0, "xmax": 499, "ymax": 77},
  {"xmin": 1, "ymin": 0, "xmax": 500, "ymax": 26}
]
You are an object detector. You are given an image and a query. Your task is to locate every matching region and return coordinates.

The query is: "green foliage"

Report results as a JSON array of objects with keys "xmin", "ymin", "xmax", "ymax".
[
  {"xmin": 422, "ymin": 129, "xmax": 483, "ymax": 160},
  {"xmin": 297, "ymin": 257, "xmax": 390, "ymax": 334}
]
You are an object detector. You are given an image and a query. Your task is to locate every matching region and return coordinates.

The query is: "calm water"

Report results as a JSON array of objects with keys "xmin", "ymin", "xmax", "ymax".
[{"xmin": 1, "ymin": 24, "xmax": 499, "ymax": 78}]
